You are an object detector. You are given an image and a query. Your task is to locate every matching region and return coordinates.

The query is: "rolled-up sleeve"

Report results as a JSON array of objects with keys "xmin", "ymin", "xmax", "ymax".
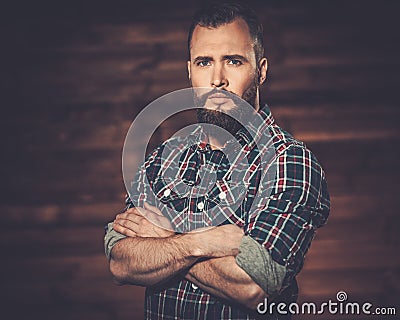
[
  {"xmin": 236, "ymin": 235, "xmax": 286, "ymax": 296},
  {"xmin": 240, "ymin": 144, "xmax": 330, "ymax": 292},
  {"xmin": 104, "ymin": 222, "xmax": 127, "ymax": 261}
]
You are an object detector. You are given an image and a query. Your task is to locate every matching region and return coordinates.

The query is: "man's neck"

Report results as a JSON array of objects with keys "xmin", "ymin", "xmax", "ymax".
[{"xmin": 208, "ymin": 135, "xmax": 225, "ymax": 150}]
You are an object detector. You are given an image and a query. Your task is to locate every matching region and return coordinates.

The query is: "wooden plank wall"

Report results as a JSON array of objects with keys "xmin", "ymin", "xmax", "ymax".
[{"xmin": 1, "ymin": 1, "xmax": 399, "ymax": 319}]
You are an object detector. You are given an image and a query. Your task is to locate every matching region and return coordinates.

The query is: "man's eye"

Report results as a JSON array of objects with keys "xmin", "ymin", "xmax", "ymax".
[
  {"xmin": 197, "ymin": 60, "xmax": 211, "ymax": 67},
  {"xmin": 228, "ymin": 59, "xmax": 242, "ymax": 66}
]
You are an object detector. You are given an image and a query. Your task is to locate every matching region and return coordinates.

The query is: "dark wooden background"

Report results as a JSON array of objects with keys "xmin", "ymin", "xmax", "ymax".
[{"xmin": 1, "ymin": 1, "xmax": 399, "ymax": 319}]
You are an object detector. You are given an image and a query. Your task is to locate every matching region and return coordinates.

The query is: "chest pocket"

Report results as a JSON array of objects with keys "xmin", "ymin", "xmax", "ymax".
[
  {"xmin": 152, "ymin": 175, "xmax": 191, "ymax": 203},
  {"xmin": 208, "ymin": 178, "xmax": 247, "ymax": 206},
  {"xmin": 200, "ymin": 176, "xmax": 247, "ymax": 227}
]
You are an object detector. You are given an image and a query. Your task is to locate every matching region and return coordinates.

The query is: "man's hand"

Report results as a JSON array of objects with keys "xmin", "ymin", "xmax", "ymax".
[
  {"xmin": 113, "ymin": 202, "xmax": 174, "ymax": 238},
  {"xmin": 193, "ymin": 224, "xmax": 244, "ymax": 258}
]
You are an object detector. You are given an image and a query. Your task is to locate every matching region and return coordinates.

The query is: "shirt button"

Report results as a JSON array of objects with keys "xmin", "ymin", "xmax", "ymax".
[
  {"xmin": 192, "ymin": 283, "xmax": 198, "ymax": 290},
  {"xmin": 219, "ymin": 192, "xmax": 226, "ymax": 200},
  {"xmin": 163, "ymin": 188, "xmax": 171, "ymax": 197},
  {"xmin": 197, "ymin": 202, "xmax": 204, "ymax": 210}
]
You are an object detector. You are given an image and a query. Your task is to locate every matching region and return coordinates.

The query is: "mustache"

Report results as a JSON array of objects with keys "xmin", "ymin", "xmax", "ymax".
[{"xmin": 194, "ymin": 88, "xmax": 243, "ymax": 108}]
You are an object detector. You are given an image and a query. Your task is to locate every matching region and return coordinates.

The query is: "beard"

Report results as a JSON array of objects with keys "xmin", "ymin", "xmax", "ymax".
[
  {"xmin": 195, "ymin": 76, "xmax": 259, "ymax": 138},
  {"xmin": 196, "ymin": 107, "xmax": 246, "ymax": 138}
]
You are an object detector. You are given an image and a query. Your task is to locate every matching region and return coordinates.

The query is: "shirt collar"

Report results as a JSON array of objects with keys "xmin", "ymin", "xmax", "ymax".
[
  {"xmin": 186, "ymin": 126, "xmax": 212, "ymax": 153},
  {"xmin": 227, "ymin": 104, "xmax": 275, "ymax": 151}
]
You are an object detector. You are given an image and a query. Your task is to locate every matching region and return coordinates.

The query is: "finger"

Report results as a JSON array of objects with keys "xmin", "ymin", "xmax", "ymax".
[
  {"xmin": 144, "ymin": 202, "xmax": 164, "ymax": 216},
  {"xmin": 114, "ymin": 217, "xmax": 139, "ymax": 232},
  {"xmin": 124, "ymin": 207, "xmax": 142, "ymax": 215},
  {"xmin": 119, "ymin": 210, "xmax": 161, "ymax": 231},
  {"xmin": 113, "ymin": 221, "xmax": 138, "ymax": 237},
  {"xmin": 114, "ymin": 208, "xmax": 138, "ymax": 221},
  {"xmin": 117, "ymin": 211, "xmax": 143, "ymax": 223}
]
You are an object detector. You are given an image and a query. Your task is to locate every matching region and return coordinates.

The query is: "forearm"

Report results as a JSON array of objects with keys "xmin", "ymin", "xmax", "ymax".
[
  {"xmin": 106, "ymin": 210, "xmax": 244, "ymax": 288},
  {"xmin": 185, "ymin": 256, "xmax": 266, "ymax": 309},
  {"xmin": 110, "ymin": 233, "xmax": 202, "ymax": 287}
]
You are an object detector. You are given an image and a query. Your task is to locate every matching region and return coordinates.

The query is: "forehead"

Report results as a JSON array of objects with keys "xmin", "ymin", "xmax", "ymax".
[{"xmin": 190, "ymin": 18, "xmax": 254, "ymax": 58}]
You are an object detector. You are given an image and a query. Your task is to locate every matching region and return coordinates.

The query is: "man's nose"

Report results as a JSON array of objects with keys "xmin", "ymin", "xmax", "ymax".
[{"xmin": 211, "ymin": 64, "xmax": 228, "ymax": 88}]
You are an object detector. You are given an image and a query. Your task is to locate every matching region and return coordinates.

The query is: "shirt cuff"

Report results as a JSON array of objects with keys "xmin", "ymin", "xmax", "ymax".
[
  {"xmin": 104, "ymin": 222, "xmax": 127, "ymax": 261},
  {"xmin": 235, "ymin": 235, "xmax": 286, "ymax": 297}
]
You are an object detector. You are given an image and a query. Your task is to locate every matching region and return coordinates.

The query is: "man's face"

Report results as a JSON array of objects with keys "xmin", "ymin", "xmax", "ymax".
[{"xmin": 188, "ymin": 18, "xmax": 266, "ymax": 111}]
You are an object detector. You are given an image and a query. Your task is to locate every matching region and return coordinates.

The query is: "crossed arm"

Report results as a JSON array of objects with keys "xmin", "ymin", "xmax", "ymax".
[{"xmin": 108, "ymin": 203, "xmax": 266, "ymax": 310}]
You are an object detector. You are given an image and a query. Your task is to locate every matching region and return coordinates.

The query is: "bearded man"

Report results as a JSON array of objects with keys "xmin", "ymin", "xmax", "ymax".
[{"xmin": 104, "ymin": 3, "xmax": 330, "ymax": 319}]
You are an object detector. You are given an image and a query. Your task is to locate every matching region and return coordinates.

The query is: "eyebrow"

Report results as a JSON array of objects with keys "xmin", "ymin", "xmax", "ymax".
[
  {"xmin": 223, "ymin": 54, "xmax": 249, "ymax": 63},
  {"xmin": 193, "ymin": 54, "xmax": 249, "ymax": 63},
  {"xmin": 193, "ymin": 56, "xmax": 213, "ymax": 63}
]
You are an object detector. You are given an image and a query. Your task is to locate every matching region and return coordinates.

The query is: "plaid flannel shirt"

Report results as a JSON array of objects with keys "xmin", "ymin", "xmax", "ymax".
[{"xmin": 108, "ymin": 105, "xmax": 330, "ymax": 319}]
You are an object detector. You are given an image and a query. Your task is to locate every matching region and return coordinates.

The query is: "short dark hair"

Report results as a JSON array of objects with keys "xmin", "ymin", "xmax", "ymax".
[{"xmin": 187, "ymin": 2, "xmax": 265, "ymax": 63}]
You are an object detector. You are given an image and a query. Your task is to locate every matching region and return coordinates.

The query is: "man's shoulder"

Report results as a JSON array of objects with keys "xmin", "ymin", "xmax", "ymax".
[
  {"xmin": 257, "ymin": 105, "xmax": 307, "ymax": 155},
  {"xmin": 263, "ymin": 119, "xmax": 326, "ymax": 177},
  {"xmin": 267, "ymin": 122, "xmax": 306, "ymax": 155}
]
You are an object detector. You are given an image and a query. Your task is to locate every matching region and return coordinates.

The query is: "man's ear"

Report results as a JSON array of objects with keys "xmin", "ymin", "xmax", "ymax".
[
  {"xmin": 187, "ymin": 61, "xmax": 191, "ymax": 80},
  {"xmin": 258, "ymin": 58, "xmax": 268, "ymax": 85}
]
